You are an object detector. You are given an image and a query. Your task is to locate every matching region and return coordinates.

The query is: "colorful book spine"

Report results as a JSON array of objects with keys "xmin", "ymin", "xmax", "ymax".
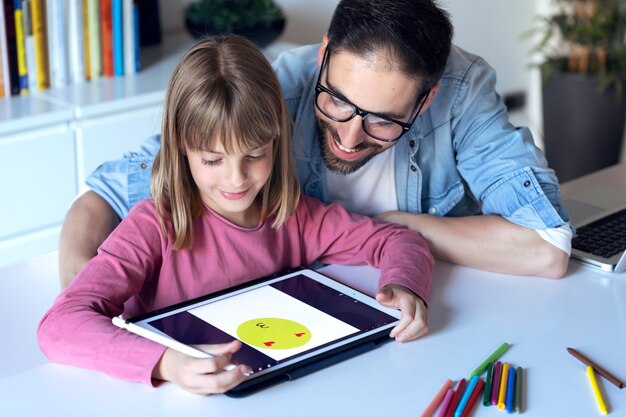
[
  {"xmin": 46, "ymin": 0, "xmax": 69, "ymax": 89},
  {"xmin": 2, "ymin": 0, "xmax": 20, "ymax": 95},
  {"xmin": 87, "ymin": 0, "xmax": 100, "ymax": 80},
  {"xmin": 22, "ymin": 0, "xmax": 36, "ymax": 90},
  {"xmin": 131, "ymin": 0, "xmax": 138, "ymax": 71},
  {"xmin": 0, "ymin": 2, "xmax": 9, "ymax": 97},
  {"xmin": 121, "ymin": 0, "xmax": 133, "ymax": 74},
  {"xmin": 81, "ymin": 0, "xmax": 89, "ymax": 79},
  {"xmin": 111, "ymin": 0, "xmax": 122, "ymax": 75},
  {"xmin": 13, "ymin": 0, "xmax": 28, "ymax": 94},
  {"xmin": 100, "ymin": 0, "xmax": 112, "ymax": 77},
  {"xmin": 67, "ymin": 0, "xmax": 85, "ymax": 84},
  {"xmin": 30, "ymin": 0, "xmax": 49, "ymax": 90}
]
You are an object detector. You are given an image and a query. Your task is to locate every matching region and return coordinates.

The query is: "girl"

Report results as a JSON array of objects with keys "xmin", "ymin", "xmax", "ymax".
[{"xmin": 38, "ymin": 35, "xmax": 434, "ymax": 396}]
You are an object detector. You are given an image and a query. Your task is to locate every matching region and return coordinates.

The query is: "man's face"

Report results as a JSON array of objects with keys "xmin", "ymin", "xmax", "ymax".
[{"xmin": 315, "ymin": 49, "xmax": 422, "ymax": 174}]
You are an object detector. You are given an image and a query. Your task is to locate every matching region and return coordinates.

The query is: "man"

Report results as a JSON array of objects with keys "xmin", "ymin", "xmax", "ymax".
[{"xmin": 60, "ymin": 0, "xmax": 571, "ymax": 291}]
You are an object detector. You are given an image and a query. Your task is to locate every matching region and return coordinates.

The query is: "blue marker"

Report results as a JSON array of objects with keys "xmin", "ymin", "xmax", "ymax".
[
  {"xmin": 505, "ymin": 366, "xmax": 516, "ymax": 413},
  {"xmin": 454, "ymin": 375, "xmax": 479, "ymax": 417}
]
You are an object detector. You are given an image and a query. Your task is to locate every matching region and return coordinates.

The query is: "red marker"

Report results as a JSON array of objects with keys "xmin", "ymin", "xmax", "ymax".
[
  {"xmin": 461, "ymin": 379, "xmax": 486, "ymax": 417},
  {"xmin": 445, "ymin": 378, "xmax": 467, "ymax": 417}
]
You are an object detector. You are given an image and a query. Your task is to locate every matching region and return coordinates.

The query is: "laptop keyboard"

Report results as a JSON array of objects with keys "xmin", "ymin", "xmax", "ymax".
[{"xmin": 572, "ymin": 208, "xmax": 626, "ymax": 259}]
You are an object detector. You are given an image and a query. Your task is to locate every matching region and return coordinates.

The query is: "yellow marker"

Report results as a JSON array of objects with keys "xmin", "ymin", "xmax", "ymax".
[
  {"xmin": 497, "ymin": 362, "xmax": 510, "ymax": 410},
  {"xmin": 586, "ymin": 366, "xmax": 609, "ymax": 415}
]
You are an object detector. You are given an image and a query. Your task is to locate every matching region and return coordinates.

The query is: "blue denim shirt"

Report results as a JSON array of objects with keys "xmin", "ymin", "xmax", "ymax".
[{"xmin": 87, "ymin": 44, "xmax": 569, "ymax": 229}]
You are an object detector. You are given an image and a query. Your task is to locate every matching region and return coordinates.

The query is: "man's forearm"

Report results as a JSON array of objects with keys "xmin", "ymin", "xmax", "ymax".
[
  {"xmin": 58, "ymin": 191, "xmax": 121, "ymax": 289},
  {"xmin": 377, "ymin": 212, "xmax": 569, "ymax": 278}
]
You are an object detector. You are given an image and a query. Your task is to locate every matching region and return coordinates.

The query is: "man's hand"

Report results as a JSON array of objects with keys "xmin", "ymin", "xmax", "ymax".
[
  {"xmin": 59, "ymin": 191, "xmax": 121, "ymax": 289},
  {"xmin": 376, "ymin": 284, "xmax": 428, "ymax": 342}
]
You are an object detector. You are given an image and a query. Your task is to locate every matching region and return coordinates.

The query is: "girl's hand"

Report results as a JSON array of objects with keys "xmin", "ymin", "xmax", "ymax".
[
  {"xmin": 152, "ymin": 340, "xmax": 251, "ymax": 395},
  {"xmin": 375, "ymin": 284, "xmax": 428, "ymax": 342}
]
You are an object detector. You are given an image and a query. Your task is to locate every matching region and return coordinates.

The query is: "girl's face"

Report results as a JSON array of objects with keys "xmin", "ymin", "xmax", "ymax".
[{"xmin": 186, "ymin": 140, "xmax": 274, "ymax": 228}]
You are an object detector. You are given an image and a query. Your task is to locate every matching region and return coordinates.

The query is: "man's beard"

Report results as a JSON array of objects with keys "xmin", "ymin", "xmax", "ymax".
[{"xmin": 317, "ymin": 119, "xmax": 384, "ymax": 175}]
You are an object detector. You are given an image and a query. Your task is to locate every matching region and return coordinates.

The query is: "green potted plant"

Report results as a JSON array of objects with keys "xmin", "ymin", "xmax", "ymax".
[
  {"xmin": 184, "ymin": 0, "xmax": 286, "ymax": 48},
  {"xmin": 526, "ymin": 0, "xmax": 626, "ymax": 182}
]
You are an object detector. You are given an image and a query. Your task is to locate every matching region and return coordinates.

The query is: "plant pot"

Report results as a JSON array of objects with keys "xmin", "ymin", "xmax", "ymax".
[
  {"xmin": 542, "ymin": 72, "xmax": 626, "ymax": 182},
  {"xmin": 184, "ymin": 17, "xmax": 286, "ymax": 49}
]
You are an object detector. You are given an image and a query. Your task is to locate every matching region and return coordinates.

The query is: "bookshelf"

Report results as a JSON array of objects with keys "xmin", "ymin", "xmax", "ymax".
[{"xmin": 0, "ymin": 31, "xmax": 297, "ymax": 269}]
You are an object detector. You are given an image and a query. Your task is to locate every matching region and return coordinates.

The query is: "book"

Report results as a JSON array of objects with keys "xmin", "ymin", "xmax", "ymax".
[
  {"xmin": 87, "ymin": 0, "xmax": 100, "ymax": 79},
  {"xmin": 0, "ymin": 2, "xmax": 9, "ymax": 96},
  {"xmin": 111, "ymin": 0, "xmax": 122, "ymax": 75},
  {"xmin": 100, "ymin": 0, "xmax": 112, "ymax": 77},
  {"xmin": 3, "ymin": 0, "xmax": 20, "ymax": 95},
  {"xmin": 21, "ymin": 0, "xmax": 37, "ymax": 90},
  {"xmin": 46, "ymin": 0, "xmax": 68, "ymax": 89},
  {"xmin": 13, "ymin": 0, "xmax": 28, "ymax": 94},
  {"xmin": 30, "ymin": 0, "xmax": 49, "ymax": 91},
  {"xmin": 81, "ymin": 0, "xmax": 89, "ymax": 79},
  {"xmin": 121, "ymin": 0, "xmax": 134, "ymax": 75},
  {"xmin": 67, "ymin": 0, "xmax": 85, "ymax": 84}
]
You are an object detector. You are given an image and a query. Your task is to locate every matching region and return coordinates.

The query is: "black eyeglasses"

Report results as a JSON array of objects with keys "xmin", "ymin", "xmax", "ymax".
[{"xmin": 315, "ymin": 48, "xmax": 430, "ymax": 143}]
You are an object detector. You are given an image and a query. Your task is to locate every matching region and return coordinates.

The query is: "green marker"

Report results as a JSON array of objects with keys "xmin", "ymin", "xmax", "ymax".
[
  {"xmin": 483, "ymin": 361, "xmax": 494, "ymax": 406},
  {"xmin": 469, "ymin": 342, "xmax": 510, "ymax": 378}
]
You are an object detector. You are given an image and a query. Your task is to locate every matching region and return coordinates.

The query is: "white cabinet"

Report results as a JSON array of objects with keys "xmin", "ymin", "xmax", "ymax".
[{"xmin": 0, "ymin": 102, "xmax": 75, "ymax": 267}]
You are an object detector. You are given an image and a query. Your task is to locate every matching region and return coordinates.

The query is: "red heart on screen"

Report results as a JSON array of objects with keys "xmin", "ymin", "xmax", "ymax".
[
  {"xmin": 264, "ymin": 341, "xmax": 275, "ymax": 346},
  {"xmin": 295, "ymin": 333, "xmax": 305, "ymax": 337}
]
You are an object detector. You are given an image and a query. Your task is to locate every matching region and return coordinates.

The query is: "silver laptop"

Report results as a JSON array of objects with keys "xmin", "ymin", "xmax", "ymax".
[{"xmin": 564, "ymin": 184, "xmax": 626, "ymax": 273}]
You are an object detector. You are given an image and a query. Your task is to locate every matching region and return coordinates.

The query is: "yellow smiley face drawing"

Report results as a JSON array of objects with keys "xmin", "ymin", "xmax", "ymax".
[{"xmin": 236, "ymin": 318, "xmax": 312, "ymax": 350}]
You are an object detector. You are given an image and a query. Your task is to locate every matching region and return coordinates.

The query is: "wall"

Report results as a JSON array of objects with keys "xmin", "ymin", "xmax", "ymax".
[{"xmin": 161, "ymin": 0, "xmax": 538, "ymax": 95}]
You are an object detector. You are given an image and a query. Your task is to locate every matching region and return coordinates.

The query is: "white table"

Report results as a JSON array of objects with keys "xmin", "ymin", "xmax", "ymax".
[
  {"xmin": 1, "ymin": 252, "xmax": 624, "ymax": 417},
  {"xmin": 3, "ymin": 164, "xmax": 626, "ymax": 416}
]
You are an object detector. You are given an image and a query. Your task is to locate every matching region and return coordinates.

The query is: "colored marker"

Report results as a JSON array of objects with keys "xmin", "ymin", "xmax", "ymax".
[
  {"xmin": 587, "ymin": 366, "xmax": 609, "ymax": 414},
  {"xmin": 490, "ymin": 361, "xmax": 502, "ymax": 405},
  {"xmin": 483, "ymin": 362, "xmax": 494, "ymax": 406},
  {"xmin": 454, "ymin": 375, "xmax": 479, "ymax": 417},
  {"xmin": 437, "ymin": 389, "xmax": 454, "ymax": 417},
  {"xmin": 568, "ymin": 347, "xmax": 624, "ymax": 389},
  {"xmin": 445, "ymin": 378, "xmax": 467, "ymax": 417},
  {"xmin": 470, "ymin": 342, "xmax": 510, "ymax": 378},
  {"xmin": 461, "ymin": 379, "xmax": 485, "ymax": 417},
  {"xmin": 421, "ymin": 379, "xmax": 454, "ymax": 417},
  {"xmin": 515, "ymin": 367, "xmax": 523, "ymax": 413},
  {"xmin": 497, "ymin": 362, "xmax": 510, "ymax": 410},
  {"xmin": 505, "ymin": 366, "xmax": 516, "ymax": 413}
]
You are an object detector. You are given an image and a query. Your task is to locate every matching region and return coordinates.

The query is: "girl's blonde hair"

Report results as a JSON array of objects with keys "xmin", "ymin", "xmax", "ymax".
[{"xmin": 151, "ymin": 35, "xmax": 300, "ymax": 249}]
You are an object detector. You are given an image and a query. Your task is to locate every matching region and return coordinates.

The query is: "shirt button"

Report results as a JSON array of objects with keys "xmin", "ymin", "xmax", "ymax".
[
  {"xmin": 523, "ymin": 180, "xmax": 531, "ymax": 187},
  {"xmin": 409, "ymin": 140, "xmax": 415, "ymax": 148},
  {"xmin": 411, "ymin": 165, "xmax": 417, "ymax": 172},
  {"xmin": 429, "ymin": 207, "xmax": 437, "ymax": 215},
  {"xmin": 140, "ymin": 162, "xmax": 148, "ymax": 169}
]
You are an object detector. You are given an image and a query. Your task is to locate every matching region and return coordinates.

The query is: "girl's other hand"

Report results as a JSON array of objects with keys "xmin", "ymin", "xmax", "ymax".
[
  {"xmin": 375, "ymin": 284, "xmax": 428, "ymax": 342},
  {"xmin": 152, "ymin": 340, "xmax": 251, "ymax": 395}
]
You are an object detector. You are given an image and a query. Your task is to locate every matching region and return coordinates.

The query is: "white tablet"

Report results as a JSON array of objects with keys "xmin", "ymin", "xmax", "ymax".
[{"xmin": 112, "ymin": 268, "xmax": 400, "ymax": 396}]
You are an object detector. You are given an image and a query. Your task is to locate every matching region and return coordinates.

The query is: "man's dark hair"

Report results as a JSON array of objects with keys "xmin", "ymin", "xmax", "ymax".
[{"xmin": 327, "ymin": 0, "xmax": 453, "ymax": 90}]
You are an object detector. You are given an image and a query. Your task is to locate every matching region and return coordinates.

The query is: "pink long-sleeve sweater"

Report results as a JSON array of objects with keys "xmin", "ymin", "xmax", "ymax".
[{"xmin": 38, "ymin": 195, "xmax": 433, "ymax": 385}]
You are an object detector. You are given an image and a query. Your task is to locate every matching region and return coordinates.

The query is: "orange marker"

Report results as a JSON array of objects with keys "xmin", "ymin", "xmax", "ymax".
[{"xmin": 420, "ymin": 379, "xmax": 454, "ymax": 417}]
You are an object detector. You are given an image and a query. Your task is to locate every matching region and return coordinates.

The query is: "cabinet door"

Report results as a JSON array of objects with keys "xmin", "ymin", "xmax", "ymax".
[
  {"xmin": 75, "ymin": 105, "xmax": 162, "ymax": 190},
  {"xmin": 0, "ymin": 125, "xmax": 76, "ymax": 267}
]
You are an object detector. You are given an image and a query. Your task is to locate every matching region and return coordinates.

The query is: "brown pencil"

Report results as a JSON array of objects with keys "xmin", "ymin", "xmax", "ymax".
[{"xmin": 567, "ymin": 347, "xmax": 625, "ymax": 389}]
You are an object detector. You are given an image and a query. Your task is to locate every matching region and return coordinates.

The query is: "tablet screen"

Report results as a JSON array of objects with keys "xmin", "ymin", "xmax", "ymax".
[{"xmin": 141, "ymin": 272, "xmax": 397, "ymax": 375}]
